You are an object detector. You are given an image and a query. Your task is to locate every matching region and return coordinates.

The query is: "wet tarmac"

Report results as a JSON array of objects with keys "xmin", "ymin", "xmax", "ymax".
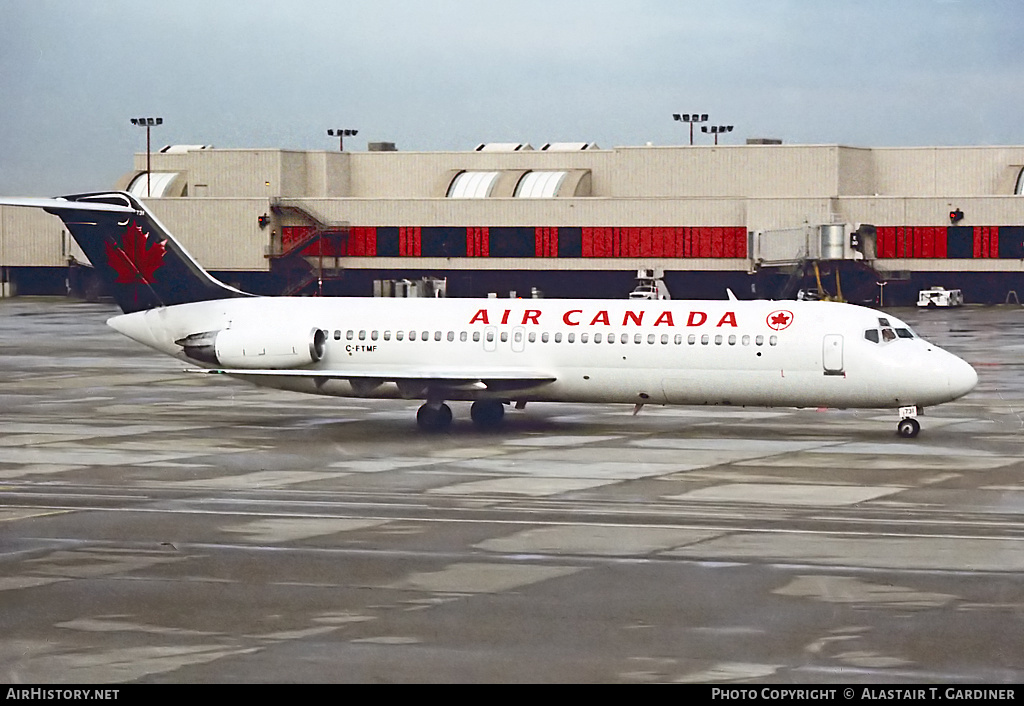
[{"xmin": 0, "ymin": 298, "xmax": 1022, "ymax": 683}]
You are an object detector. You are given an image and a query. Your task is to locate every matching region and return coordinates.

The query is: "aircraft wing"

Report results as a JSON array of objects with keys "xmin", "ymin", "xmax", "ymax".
[{"xmin": 185, "ymin": 366, "xmax": 556, "ymax": 394}]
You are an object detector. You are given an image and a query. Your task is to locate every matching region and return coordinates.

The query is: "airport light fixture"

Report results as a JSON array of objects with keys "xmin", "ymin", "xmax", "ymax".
[
  {"xmin": 701, "ymin": 124, "xmax": 734, "ymax": 145},
  {"xmin": 130, "ymin": 117, "xmax": 163, "ymax": 197},
  {"xmin": 672, "ymin": 113, "xmax": 708, "ymax": 146},
  {"xmin": 328, "ymin": 128, "xmax": 358, "ymax": 151}
]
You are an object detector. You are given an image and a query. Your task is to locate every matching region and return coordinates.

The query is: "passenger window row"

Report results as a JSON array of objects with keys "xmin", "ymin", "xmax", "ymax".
[{"xmin": 332, "ymin": 329, "xmax": 778, "ymax": 347}]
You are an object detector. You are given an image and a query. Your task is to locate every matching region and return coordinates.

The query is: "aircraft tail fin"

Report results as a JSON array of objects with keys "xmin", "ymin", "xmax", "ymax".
[{"xmin": 2, "ymin": 191, "xmax": 252, "ymax": 313}]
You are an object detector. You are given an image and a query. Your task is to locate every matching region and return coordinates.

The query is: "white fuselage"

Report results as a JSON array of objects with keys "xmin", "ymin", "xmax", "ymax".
[{"xmin": 107, "ymin": 297, "xmax": 978, "ymax": 410}]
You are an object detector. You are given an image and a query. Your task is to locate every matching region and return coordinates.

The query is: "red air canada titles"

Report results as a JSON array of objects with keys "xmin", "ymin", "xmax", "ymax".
[{"xmin": 467, "ymin": 308, "xmax": 739, "ymax": 328}]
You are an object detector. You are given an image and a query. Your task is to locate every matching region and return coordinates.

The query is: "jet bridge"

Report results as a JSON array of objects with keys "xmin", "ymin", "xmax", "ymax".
[{"xmin": 750, "ymin": 223, "xmax": 884, "ymax": 302}]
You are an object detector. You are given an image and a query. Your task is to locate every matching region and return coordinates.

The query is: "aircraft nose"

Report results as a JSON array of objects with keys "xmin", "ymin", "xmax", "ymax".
[{"xmin": 947, "ymin": 355, "xmax": 978, "ymax": 399}]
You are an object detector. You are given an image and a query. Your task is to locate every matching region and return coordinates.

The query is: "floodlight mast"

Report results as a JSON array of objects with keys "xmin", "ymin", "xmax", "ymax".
[
  {"xmin": 130, "ymin": 117, "xmax": 163, "ymax": 197},
  {"xmin": 672, "ymin": 113, "xmax": 708, "ymax": 146},
  {"xmin": 701, "ymin": 124, "xmax": 734, "ymax": 145},
  {"xmin": 327, "ymin": 128, "xmax": 358, "ymax": 152}
]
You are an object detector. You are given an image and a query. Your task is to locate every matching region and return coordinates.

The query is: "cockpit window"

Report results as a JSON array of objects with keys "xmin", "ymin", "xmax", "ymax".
[
  {"xmin": 866, "ymin": 323, "xmax": 915, "ymax": 344},
  {"xmin": 878, "ymin": 317, "xmax": 890, "ymax": 327}
]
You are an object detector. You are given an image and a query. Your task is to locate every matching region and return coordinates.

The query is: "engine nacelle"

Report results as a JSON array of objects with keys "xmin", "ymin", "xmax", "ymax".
[{"xmin": 178, "ymin": 327, "xmax": 327, "ymax": 369}]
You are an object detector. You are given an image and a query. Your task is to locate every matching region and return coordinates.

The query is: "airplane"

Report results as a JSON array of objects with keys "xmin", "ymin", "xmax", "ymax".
[{"xmin": 0, "ymin": 191, "xmax": 978, "ymax": 437}]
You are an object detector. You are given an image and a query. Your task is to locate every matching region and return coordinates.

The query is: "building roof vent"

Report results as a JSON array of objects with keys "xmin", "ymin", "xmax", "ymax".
[
  {"xmin": 127, "ymin": 172, "xmax": 181, "ymax": 198},
  {"xmin": 540, "ymin": 142, "xmax": 599, "ymax": 151},
  {"xmin": 447, "ymin": 171, "xmax": 501, "ymax": 198},
  {"xmin": 515, "ymin": 171, "xmax": 568, "ymax": 198},
  {"xmin": 474, "ymin": 143, "xmax": 534, "ymax": 152},
  {"xmin": 159, "ymin": 145, "xmax": 213, "ymax": 153}
]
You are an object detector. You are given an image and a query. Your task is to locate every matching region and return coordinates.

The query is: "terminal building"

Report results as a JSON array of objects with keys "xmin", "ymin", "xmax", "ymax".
[{"xmin": 2, "ymin": 140, "xmax": 1023, "ymax": 304}]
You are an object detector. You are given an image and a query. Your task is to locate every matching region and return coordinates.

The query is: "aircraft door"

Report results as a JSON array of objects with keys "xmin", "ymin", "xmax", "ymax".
[
  {"xmin": 483, "ymin": 326, "xmax": 497, "ymax": 352},
  {"xmin": 823, "ymin": 334, "xmax": 844, "ymax": 375}
]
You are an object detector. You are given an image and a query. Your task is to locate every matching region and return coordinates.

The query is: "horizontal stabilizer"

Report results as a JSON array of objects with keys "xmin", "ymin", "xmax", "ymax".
[{"xmin": 0, "ymin": 196, "xmax": 137, "ymax": 213}]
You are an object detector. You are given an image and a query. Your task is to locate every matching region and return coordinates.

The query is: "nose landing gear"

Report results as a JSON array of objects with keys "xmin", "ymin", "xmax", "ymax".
[
  {"xmin": 897, "ymin": 406, "xmax": 922, "ymax": 438},
  {"xmin": 897, "ymin": 417, "xmax": 921, "ymax": 438}
]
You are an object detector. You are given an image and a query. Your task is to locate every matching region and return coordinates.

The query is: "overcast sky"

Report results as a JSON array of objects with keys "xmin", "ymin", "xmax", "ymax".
[{"xmin": 1, "ymin": 0, "xmax": 1021, "ymax": 195}]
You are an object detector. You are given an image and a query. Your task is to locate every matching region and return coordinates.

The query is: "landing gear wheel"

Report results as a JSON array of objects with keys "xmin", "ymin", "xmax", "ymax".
[
  {"xmin": 417, "ymin": 403, "xmax": 453, "ymax": 432},
  {"xmin": 897, "ymin": 417, "xmax": 920, "ymax": 438},
  {"xmin": 470, "ymin": 400, "xmax": 505, "ymax": 429}
]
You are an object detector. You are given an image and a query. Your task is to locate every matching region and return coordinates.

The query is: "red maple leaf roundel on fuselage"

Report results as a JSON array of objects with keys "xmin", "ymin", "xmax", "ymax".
[
  {"xmin": 766, "ymin": 310, "xmax": 794, "ymax": 331},
  {"xmin": 105, "ymin": 220, "xmax": 167, "ymax": 284}
]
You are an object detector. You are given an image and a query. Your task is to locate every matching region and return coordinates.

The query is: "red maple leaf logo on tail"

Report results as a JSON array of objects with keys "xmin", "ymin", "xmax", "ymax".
[{"xmin": 105, "ymin": 220, "xmax": 166, "ymax": 284}]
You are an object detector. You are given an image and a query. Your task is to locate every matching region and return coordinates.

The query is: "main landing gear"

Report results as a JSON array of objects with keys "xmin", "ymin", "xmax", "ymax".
[
  {"xmin": 896, "ymin": 406, "xmax": 922, "ymax": 438},
  {"xmin": 416, "ymin": 402, "xmax": 453, "ymax": 432},
  {"xmin": 416, "ymin": 400, "xmax": 507, "ymax": 432}
]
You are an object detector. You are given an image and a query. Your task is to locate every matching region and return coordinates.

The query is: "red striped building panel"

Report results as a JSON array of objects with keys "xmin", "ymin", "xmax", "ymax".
[
  {"xmin": 398, "ymin": 226, "xmax": 420, "ymax": 257},
  {"xmin": 465, "ymin": 227, "xmax": 489, "ymax": 257},
  {"xmin": 534, "ymin": 227, "xmax": 558, "ymax": 257}
]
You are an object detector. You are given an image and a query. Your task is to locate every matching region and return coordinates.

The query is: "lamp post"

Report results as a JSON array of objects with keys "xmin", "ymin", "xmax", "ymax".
[
  {"xmin": 327, "ymin": 128, "xmax": 358, "ymax": 151},
  {"xmin": 672, "ymin": 113, "xmax": 708, "ymax": 146},
  {"xmin": 701, "ymin": 124, "xmax": 734, "ymax": 145},
  {"xmin": 130, "ymin": 117, "xmax": 163, "ymax": 197}
]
